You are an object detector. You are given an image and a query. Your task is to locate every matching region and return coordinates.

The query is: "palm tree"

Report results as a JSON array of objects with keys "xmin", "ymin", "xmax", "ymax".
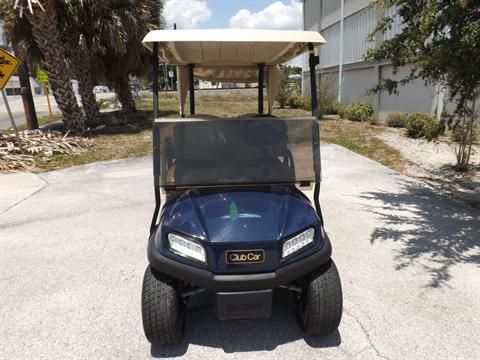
[
  {"xmin": 91, "ymin": 0, "xmax": 163, "ymax": 112},
  {"xmin": 3, "ymin": 0, "xmax": 163, "ymax": 125},
  {"xmin": 56, "ymin": 1, "xmax": 103, "ymax": 125},
  {"xmin": 7, "ymin": 0, "xmax": 85, "ymax": 133}
]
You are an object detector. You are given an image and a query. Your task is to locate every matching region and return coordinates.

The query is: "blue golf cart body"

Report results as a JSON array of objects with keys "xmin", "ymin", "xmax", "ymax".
[{"xmin": 141, "ymin": 29, "xmax": 342, "ymax": 344}]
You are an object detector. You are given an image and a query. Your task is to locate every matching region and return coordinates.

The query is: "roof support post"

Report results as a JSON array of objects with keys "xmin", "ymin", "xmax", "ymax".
[
  {"xmin": 258, "ymin": 63, "xmax": 265, "ymax": 114},
  {"xmin": 308, "ymin": 43, "xmax": 323, "ymax": 223},
  {"xmin": 188, "ymin": 63, "xmax": 195, "ymax": 115},
  {"xmin": 152, "ymin": 42, "xmax": 159, "ymax": 119},
  {"xmin": 338, "ymin": 0, "xmax": 345, "ymax": 103},
  {"xmin": 308, "ymin": 43, "xmax": 319, "ymax": 118}
]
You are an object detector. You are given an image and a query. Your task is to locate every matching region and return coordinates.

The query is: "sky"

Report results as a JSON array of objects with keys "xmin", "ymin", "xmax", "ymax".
[{"xmin": 163, "ymin": 0, "xmax": 304, "ymax": 65}]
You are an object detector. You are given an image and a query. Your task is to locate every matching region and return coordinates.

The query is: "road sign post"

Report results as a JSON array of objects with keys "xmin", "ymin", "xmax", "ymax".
[
  {"xmin": 36, "ymin": 68, "xmax": 52, "ymax": 116},
  {"xmin": 0, "ymin": 48, "xmax": 22, "ymax": 149}
]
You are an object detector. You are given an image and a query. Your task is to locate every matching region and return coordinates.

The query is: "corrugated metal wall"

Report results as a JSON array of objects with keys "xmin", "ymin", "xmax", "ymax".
[
  {"xmin": 320, "ymin": 7, "xmax": 377, "ymax": 68},
  {"xmin": 384, "ymin": 5, "xmax": 403, "ymax": 40},
  {"xmin": 343, "ymin": 7, "xmax": 377, "ymax": 64},
  {"xmin": 320, "ymin": 23, "xmax": 340, "ymax": 68}
]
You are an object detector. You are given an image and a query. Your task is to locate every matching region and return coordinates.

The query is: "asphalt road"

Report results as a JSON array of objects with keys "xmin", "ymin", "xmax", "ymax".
[
  {"xmin": 0, "ymin": 93, "xmax": 116, "ymax": 129},
  {"xmin": 1, "ymin": 144, "xmax": 479, "ymax": 359},
  {"xmin": 0, "ymin": 94, "xmax": 60, "ymax": 130}
]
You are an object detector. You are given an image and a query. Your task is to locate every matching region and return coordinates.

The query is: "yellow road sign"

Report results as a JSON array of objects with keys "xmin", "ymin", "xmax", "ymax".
[
  {"xmin": 36, "ymin": 68, "xmax": 49, "ymax": 84},
  {"xmin": 0, "ymin": 48, "xmax": 21, "ymax": 90}
]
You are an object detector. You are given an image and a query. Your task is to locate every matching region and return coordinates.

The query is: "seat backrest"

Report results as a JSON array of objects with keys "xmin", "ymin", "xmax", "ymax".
[{"xmin": 173, "ymin": 122, "xmax": 220, "ymax": 163}]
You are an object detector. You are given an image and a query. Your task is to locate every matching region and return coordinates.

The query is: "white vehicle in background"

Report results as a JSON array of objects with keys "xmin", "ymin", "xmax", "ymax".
[{"xmin": 93, "ymin": 85, "xmax": 109, "ymax": 94}]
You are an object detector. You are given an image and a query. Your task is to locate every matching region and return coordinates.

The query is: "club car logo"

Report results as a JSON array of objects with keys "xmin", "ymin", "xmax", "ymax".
[{"xmin": 226, "ymin": 250, "xmax": 264, "ymax": 264}]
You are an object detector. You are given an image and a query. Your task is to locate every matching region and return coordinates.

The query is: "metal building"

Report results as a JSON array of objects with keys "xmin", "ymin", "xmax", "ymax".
[{"xmin": 302, "ymin": 0, "xmax": 444, "ymax": 119}]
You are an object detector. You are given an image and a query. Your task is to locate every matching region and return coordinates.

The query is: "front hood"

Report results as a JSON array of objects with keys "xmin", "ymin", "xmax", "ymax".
[{"xmin": 160, "ymin": 187, "xmax": 319, "ymax": 243}]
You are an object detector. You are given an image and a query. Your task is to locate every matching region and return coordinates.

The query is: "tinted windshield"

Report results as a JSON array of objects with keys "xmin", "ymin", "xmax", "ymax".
[{"xmin": 153, "ymin": 117, "xmax": 319, "ymax": 187}]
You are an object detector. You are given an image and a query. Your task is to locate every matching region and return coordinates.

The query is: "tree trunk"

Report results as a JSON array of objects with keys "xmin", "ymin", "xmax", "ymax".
[
  {"xmin": 17, "ymin": 59, "xmax": 39, "ymax": 129},
  {"xmin": 455, "ymin": 97, "xmax": 476, "ymax": 172},
  {"xmin": 114, "ymin": 75, "xmax": 136, "ymax": 113},
  {"xmin": 66, "ymin": 38, "xmax": 101, "ymax": 126},
  {"xmin": 464, "ymin": 96, "xmax": 476, "ymax": 167},
  {"xmin": 27, "ymin": 0, "xmax": 84, "ymax": 133}
]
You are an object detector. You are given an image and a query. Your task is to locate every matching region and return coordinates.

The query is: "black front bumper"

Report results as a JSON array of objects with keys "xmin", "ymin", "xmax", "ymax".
[{"xmin": 147, "ymin": 235, "xmax": 332, "ymax": 292}]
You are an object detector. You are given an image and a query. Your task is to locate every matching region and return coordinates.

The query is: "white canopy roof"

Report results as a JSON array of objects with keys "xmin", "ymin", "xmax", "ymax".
[
  {"xmin": 143, "ymin": 29, "xmax": 325, "ymax": 116},
  {"xmin": 142, "ymin": 29, "xmax": 325, "ymax": 66}
]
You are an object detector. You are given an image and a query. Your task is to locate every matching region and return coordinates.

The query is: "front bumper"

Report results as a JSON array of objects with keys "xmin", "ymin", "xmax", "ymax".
[{"xmin": 147, "ymin": 234, "xmax": 332, "ymax": 292}]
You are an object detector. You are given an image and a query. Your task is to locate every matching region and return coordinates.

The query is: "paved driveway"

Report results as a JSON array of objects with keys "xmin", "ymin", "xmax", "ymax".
[{"xmin": 1, "ymin": 144, "xmax": 479, "ymax": 359}]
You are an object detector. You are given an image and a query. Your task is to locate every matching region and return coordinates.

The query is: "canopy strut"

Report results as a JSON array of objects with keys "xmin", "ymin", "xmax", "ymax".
[
  {"xmin": 308, "ymin": 43, "xmax": 319, "ymax": 118},
  {"xmin": 307, "ymin": 42, "xmax": 323, "ymax": 224},
  {"xmin": 258, "ymin": 63, "xmax": 265, "ymax": 114},
  {"xmin": 152, "ymin": 42, "xmax": 159, "ymax": 118},
  {"xmin": 188, "ymin": 63, "xmax": 195, "ymax": 115}
]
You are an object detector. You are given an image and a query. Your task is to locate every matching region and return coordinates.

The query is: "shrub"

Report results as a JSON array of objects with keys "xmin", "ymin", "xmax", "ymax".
[
  {"xmin": 406, "ymin": 112, "xmax": 442, "ymax": 140},
  {"xmin": 386, "ymin": 112, "xmax": 408, "ymax": 128},
  {"xmin": 451, "ymin": 124, "xmax": 479, "ymax": 143},
  {"xmin": 287, "ymin": 96, "xmax": 311, "ymax": 111},
  {"xmin": 276, "ymin": 70, "xmax": 301, "ymax": 109},
  {"xmin": 321, "ymin": 101, "xmax": 344, "ymax": 115},
  {"xmin": 317, "ymin": 77, "xmax": 338, "ymax": 116},
  {"xmin": 337, "ymin": 103, "xmax": 346, "ymax": 118},
  {"xmin": 343, "ymin": 103, "xmax": 373, "ymax": 122}
]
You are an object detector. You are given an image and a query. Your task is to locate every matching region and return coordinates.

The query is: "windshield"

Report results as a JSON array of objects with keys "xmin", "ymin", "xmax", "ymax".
[{"xmin": 153, "ymin": 117, "xmax": 319, "ymax": 187}]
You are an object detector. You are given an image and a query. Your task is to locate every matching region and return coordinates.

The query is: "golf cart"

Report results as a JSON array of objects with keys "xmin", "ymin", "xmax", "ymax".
[{"xmin": 141, "ymin": 29, "xmax": 342, "ymax": 344}]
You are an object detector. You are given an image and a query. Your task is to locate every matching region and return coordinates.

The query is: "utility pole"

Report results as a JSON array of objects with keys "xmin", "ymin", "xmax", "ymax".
[
  {"xmin": 18, "ymin": 59, "xmax": 39, "ymax": 129},
  {"xmin": 337, "ymin": 0, "xmax": 344, "ymax": 103}
]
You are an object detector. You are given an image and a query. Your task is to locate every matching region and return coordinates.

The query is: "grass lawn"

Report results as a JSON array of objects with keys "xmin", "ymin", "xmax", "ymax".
[{"xmin": 35, "ymin": 92, "xmax": 408, "ymax": 172}]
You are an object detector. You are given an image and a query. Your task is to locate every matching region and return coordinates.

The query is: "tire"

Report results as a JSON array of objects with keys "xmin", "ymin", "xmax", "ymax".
[
  {"xmin": 299, "ymin": 259, "xmax": 343, "ymax": 336},
  {"xmin": 141, "ymin": 265, "xmax": 184, "ymax": 344}
]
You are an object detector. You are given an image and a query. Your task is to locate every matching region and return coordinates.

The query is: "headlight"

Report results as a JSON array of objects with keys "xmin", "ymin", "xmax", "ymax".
[
  {"xmin": 282, "ymin": 228, "xmax": 315, "ymax": 258},
  {"xmin": 168, "ymin": 233, "xmax": 206, "ymax": 264}
]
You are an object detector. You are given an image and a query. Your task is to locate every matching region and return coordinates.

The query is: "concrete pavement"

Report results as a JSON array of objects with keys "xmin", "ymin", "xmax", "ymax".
[
  {"xmin": 0, "ymin": 172, "xmax": 47, "ymax": 213},
  {"xmin": 1, "ymin": 145, "xmax": 479, "ymax": 359}
]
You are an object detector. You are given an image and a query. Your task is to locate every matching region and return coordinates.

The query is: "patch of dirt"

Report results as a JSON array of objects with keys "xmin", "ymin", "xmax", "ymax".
[{"xmin": 378, "ymin": 128, "xmax": 480, "ymax": 208}]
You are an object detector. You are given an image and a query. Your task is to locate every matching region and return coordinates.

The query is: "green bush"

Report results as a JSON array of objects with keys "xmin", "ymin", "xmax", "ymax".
[
  {"xmin": 386, "ymin": 112, "xmax": 408, "ymax": 128},
  {"xmin": 321, "ymin": 101, "xmax": 344, "ymax": 115},
  {"xmin": 276, "ymin": 70, "xmax": 301, "ymax": 109},
  {"xmin": 343, "ymin": 103, "xmax": 373, "ymax": 122},
  {"xmin": 317, "ymin": 78, "xmax": 338, "ymax": 116},
  {"xmin": 337, "ymin": 103, "xmax": 346, "ymax": 118},
  {"xmin": 451, "ymin": 124, "xmax": 479, "ymax": 143},
  {"xmin": 406, "ymin": 112, "xmax": 442, "ymax": 140},
  {"xmin": 287, "ymin": 96, "xmax": 311, "ymax": 111}
]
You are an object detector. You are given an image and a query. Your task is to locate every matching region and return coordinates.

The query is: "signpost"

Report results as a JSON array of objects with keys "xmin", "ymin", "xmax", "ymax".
[
  {"xmin": 36, "ymin": 68, "xmax": 52, "ymax": 116},
  {"xmin": 0, "ymin": 48, "xmax": 22, "ymax": 149}
]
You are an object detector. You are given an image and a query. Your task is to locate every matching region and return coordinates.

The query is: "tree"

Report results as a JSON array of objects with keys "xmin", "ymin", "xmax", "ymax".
[
  {"xmin": 90, "ymin": 0, "xmax": 163, "ymax": 113},
  {"xmin": 56, "ymin": 0, "xmax": 104, "ymax": 125},
  {"xmin": 366, "ymin": 0, "xmax": 480, "ymax": 171},
  {"xmin": 7, "ymin": 0, "xmax": 85, "ymax": 133},
  {"xmin": 276, "ymin": 65, "xmax": 301, "ymax": 108},
  {"xmin": 0, "ymin": 2, "xmax": 39, "ymax": 129},
  {"xmin": 3, "ymin": 0, "xmax": 163, "ymax": 129}
]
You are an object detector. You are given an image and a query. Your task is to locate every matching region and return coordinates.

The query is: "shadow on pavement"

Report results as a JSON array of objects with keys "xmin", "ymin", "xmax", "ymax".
[
  {"xmin": 361, "ymin": 180, "xmax": 480, "ymax": 288},
  {"xmin": 150, "ymin": 304, "xmax": 341, "ymax": 357}
]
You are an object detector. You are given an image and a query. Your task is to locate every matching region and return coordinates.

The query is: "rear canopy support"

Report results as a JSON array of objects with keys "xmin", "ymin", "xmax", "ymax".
[
  {"xmin": 308, "ymin": 43, "xmax": 319, "ymax": 118},
  {"xmin": 307, "ymin": 42, "xmax": 323, "ymax": 224},
  {"xmin": 258, "ymin": 63, "xmax": 265, "ymax": 114},
  {"xmin": 188, "ymin": 63, "xmax": 195, "ymax": 115},
  {"xmin": 152, "ymin": 42, "xmax": 159, "ymax": 118}
]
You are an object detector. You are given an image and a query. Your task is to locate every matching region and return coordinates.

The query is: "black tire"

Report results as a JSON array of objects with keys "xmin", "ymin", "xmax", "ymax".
[
  {"xmin": 299, "ymin": 259, "xmax": 343, "ymax": 336},
  {"xmin": 141, "ymin": 265, "xmax": 184, "ymax": 344}
]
